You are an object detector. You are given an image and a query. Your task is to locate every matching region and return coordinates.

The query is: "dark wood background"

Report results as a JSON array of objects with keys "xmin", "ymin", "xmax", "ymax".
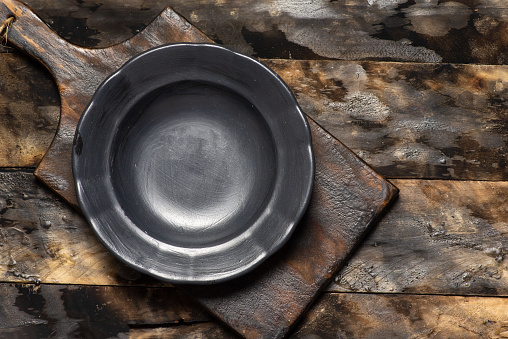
[{"xmin": 1, "ymin": 0, "xmax": 508, "ymax": 338}]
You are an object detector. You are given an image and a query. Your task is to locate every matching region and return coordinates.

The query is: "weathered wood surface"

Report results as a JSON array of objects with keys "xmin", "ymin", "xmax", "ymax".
[
  {"xmin": 2, "ymin": 53, "xmax": 508, "ymax": 181},
  {"xmin": 292, "ymin": 293, "xmax": 508, "ymax": 338},
  {"xmin": 0, "ymin": 53, "xmax": 58, "ymax": 168},
  {"xmin": 3, "ymin": 284, "xmax": 508, "ymax": 338},
  {"xmin": 269, "ymin": 60, "xmax": 508, "ymax": 181},
  {"xmin": 5, "ymin": 0, "xmax": 508, "ymax": 65},
  {"xmin": 126, "ymin": 324, "xmax": 236, "ymax": 339},
  {"xmin": 1, "ymin": 1, "xmax": 508, "ymax": 338},
  {"xmin": 0, "ymin": 283, "xmax": 216, "ymax": 338},
  {"xmin": 333, "ymin": 179, "xmax": 508, "ymax": 296},
  {"xmin": 2, "ymin": 172, "xmax": 508, "ymax": 298}
]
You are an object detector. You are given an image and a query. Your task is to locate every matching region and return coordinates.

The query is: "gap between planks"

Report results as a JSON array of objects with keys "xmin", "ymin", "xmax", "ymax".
[{"xmin": 4, "ymin": 280, "xmax": 508, "ymax": 299}]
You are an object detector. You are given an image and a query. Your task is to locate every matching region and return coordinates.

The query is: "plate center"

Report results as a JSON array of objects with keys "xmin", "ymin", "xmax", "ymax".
[{"xmin": 112, "ymin": 81, "xmax": 276, "ymax": 247}]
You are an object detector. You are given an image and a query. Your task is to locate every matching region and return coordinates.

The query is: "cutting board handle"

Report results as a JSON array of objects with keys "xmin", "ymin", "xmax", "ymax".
[
  {"xmin": 0, "ymin": 0, "xmax": 83, "ymax": 74},
  {"xmin": 1, "ymin": 0, "xmax": 214, "ymax": 208}
]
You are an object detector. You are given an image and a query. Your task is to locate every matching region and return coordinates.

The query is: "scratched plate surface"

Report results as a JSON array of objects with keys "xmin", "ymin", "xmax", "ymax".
[{"xmin": 0, "ymin": 1, "xmax": 398, "ymax": 338}]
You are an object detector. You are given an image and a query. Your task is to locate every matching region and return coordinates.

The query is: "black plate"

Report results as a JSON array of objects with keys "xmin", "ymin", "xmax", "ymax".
[{"xmin": 72, "ymin": 43, "xmax": 314, "ymax": 284}]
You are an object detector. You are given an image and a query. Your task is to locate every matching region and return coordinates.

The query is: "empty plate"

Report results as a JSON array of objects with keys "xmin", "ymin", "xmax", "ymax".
[{"xmin": 72, "ymin": 43, "xmax": 314, "ymax": 284}]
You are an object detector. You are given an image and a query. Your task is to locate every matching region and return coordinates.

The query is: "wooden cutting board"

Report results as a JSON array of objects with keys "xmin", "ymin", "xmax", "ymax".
[{"xmin": 0, "ymin": 1, "xmax": 398, "ymax": 338}]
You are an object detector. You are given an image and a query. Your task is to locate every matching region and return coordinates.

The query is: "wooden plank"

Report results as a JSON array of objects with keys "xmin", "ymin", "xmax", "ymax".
[
  {"xmin": 332, "ymin": 178, "xmax": 508, "ymax": 296},
  {"xmin": 0, "ymin": 53, "xmax": 59, "ymax": 168},
  {"xmin": 9, "ymin": 0, "xmax": 508, "ymax": 64},
  {"xmin": 0, "ymin": 283, "xmax": 215, "ymax": 338},
  {"xmin": 268, "ymin": 60, "xmax": 508, "ymax": 181},
  {"xmin": 1, "ymin": 172, "xmax": 507, "ymax": 298},
  {"xmin": 3, "ymin": 285, "xmax": 508, "ymax": 338},
  {"xmin": 2, "ymin": 54, "xmax": 507, "ymax": 180},
  {"xmin": 292, "ymin": 293, "xmax": 508, "ymax": 338}
]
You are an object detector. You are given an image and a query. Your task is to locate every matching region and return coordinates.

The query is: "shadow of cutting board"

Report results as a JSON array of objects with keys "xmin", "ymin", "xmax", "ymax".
[{"xmin": 0, "ymin": 1, "xmax": 398, "ymax": 338}]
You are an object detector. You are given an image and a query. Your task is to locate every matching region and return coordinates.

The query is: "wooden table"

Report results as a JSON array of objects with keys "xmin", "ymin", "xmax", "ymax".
[{"xmin": 1, "ymin": 1, "xmax": 508, "ymax": 337}]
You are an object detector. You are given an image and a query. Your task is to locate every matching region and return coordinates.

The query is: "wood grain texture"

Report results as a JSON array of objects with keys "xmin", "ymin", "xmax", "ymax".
[
  {"xmin": 9, "ymin": 0, "xmax": 508, "ymax": 64},
  {"xmin": 3, "ymin": 284, "xmax": 508, "ymax": 339},
  {"xmin": 291, "ymin": 293, "xmax": 508, "ymax": 339},
  {"xmin": 0, "ymin": 170, "xmax": 167, "ymax": 286},
  {"xmin": 333, "ymin": 179, "xmax": 508, "ymax": 296},
  {"xmin": 2, "ymin": 172, "xmax": 508, "ymax": 299},
  {"xmin": 268, "ymin": 60, "xmax": 508, "ymax": 181},
  {"xmin": 2, "ymin": 54, "xmax": 507, "ymax": 181},
  {"xmin": 0, "ymin": 53, "xmax": 59, "ymax": 168},
  {"xmin": 0, "ymin": 283, "xmax": 215, "ymax": 338},
  {"xmin": 127, "ymin": 324, "xmax": 236, "ymax": 339}
]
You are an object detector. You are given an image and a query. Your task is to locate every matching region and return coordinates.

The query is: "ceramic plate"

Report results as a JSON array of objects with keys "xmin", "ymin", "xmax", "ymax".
[{"xmin": 72, "ymin": 43, "xmax": 314, "ymax": 284}]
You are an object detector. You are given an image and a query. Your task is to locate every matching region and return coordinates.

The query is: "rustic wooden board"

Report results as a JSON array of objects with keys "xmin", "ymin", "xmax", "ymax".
[
  {"xmin": 3, "ymin": 172, "xmax": 508, "ymax": 297},
  {"xmin": 333, "ymin": 178, "xmax": 508, "ymax": 296},
  {"xmin": 127, "ymin": 324, "xmax": 236, "ymax": 339},
  {"xmin": 3, "ymin": 284, "xmax": 508, "ymax": 338},
  {"xmin": 9, "ymin": 0, "xmax": 508, "ymax": 65},
  {"xmin": 0, "ymin": 2, "xmax": 397, "ymax": 338},
  {"xmin": 2, "ymin": 53, "xmax": 508, "ymax": 181},
  {"xmin": 269, "ymin": 60, "xmax": 508, "ymax": 181}
]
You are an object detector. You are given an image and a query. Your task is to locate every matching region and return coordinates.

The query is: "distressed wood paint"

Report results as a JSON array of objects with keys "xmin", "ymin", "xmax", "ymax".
[
  {"xmin": 7, "ymin": 0, "xmax": 508, "ymax": 64},
  {"xmin": 1, "ymin": 172, "xmax": 507, "ymax": 297},
  {"xmin": 2, "ymin": 54, "xmax": 508, "ymax": 180},
  {"xmin": 292, "ymin": 293, "xmax": 508, "ymax": 338},
  {"xmin": 1, "ymin": 0, "xmax": 508, "ymax": 338},
  {"xmin": 0, "ymin": 171, "xmax": 169, "ymax": 286},
  {"xmin": 2, "ymin": 284, "xmax": 508, "ymax": 338},
  {"xmin": 267, "ymin": 59, "xmax": 508, "ymax": 181},
  {"xmin": 0, "ymin": 283, "xmax": 216, "ymax": 338},
  {"xmin": 0, "ymin": 53, "xmax": 58, "ymax": 168},
  {"xmin": 332, "ymin": 179, "xmax": 508, "ymax": 296}
]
